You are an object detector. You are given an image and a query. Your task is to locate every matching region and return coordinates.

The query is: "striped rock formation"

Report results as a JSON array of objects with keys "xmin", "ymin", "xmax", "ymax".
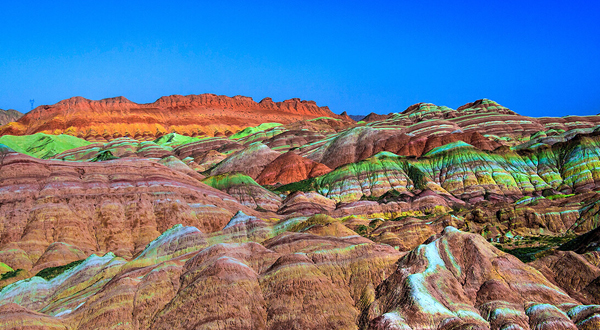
[
  {"xmin": 202, "ymin": 173, "xmax": 282, "ymax": 211},
  {"xmin": 0, "ymin": 145, "xmax": 268, "ymax": 271},
  {"xmin": 1, "ymin": 96, "xmax": 600, "ymax": 329},
  {"xmin": 1, "ymin": 220, "xmax": 600, "ymax": 329},
  {"xmin": 0, "ymin": 133, "xmax": 91, "ymax": 159},
  {"xmin": 364, "ymin": 227, "xmax": 600, "ymax": 330},
  {"xmin": 0, "ymin": 94, "xmax": 353, "ymax": 141},
  {"xmin": 256, "ymin": 151, "xmax": 332, "ymax": 186}
]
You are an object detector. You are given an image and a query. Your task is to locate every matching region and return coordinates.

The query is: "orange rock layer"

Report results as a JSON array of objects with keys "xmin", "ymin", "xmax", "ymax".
[{"xmin": 0, "ymin": 94, "xmax": 353, "ymax": 141}]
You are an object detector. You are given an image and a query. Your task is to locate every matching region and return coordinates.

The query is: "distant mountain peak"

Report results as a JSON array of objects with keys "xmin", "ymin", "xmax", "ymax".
[
  {"xmin": 457, "ymin": 98, "xmax": 516, "ymax": 115},
  {"xmin": 0, "ymin": 108, "xmax": 24, "ymax": 126},
  {"xmin": 0, "ymin": 93, "xmax": 351, "ymax": 141}
]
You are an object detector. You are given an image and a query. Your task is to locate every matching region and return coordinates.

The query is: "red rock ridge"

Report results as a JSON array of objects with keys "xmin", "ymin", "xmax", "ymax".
[{"xmin": 0, "ymin": 94, "xmax": 352, "ymax": 140}]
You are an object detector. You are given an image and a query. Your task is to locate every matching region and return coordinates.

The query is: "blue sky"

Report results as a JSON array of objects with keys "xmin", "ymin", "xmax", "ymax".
[{"xmin": 1, "ymin": 0, "xmax": 599, "ymax": 117}]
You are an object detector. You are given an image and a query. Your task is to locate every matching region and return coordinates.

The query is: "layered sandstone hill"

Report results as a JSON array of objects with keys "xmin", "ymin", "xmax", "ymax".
[
  {"xmin": 201, "ymin": 172, "xmax": 283, "ymax": 211},
  {"xmin": 365, "ymin": 227, "xmax": 600, "ymax": 330},
  {"xmin": 0, "ymin": 94, "xmax": 353, "ymax": 141},
  {"xmin": 284, "ymin": 132, "xmax": 600, "ymax": 206},
  {"xmin": 0, "ymin": 109, "xmax": 23, "ymax": 126},
  {"xmin": 367, "ymin": 99, "xmax": 600, "ymax": 144},
  {"xmin": 1, "ymin": 220, "xmax": 600, "ymax": 330},
  {"xmin": 3, "ymin": 97, "xmax": 600, "ymax": 329},
  {"xmin": 255, "ymin": 150, "xmax": 332, "ymax": 186},
  {"xmin": 0, "ymin": 133, "xmax": 91, "ymax": 159},
  {"xmin": 0, "ymin": 144, "xmax": 270, "ymax": 272}
]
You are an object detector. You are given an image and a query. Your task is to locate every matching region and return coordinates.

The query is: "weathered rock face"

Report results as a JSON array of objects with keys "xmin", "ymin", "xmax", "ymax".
[
  {"xmin": 293, "ymin": 98, "xmax": 600, "ymax": 174},
  {"xmin": 0, "ymin": 94, "xmax": 352, "ymax": 140},
  {"xmin": 3, "ymin": 97, "xmax": 600, "ymax": 330},
  {"xmin": 532, "ymin": 250, "xmax": 600, "ymax": 305},
  {"xmin": 202, "ymin": 173, "xmax": 282, "ymax": 211},
  {"xmin": 0, "ymin": 214, "xmax": 403, "ymax": 330},
  {"xmin": 307, "ymin": 151, "xmax": 419, "ymax": 203},
  {"xmin": 173, "ymin": 136, "xmax": 241, "ymax": 157},
  {"xmin": 0, "ymin": 108, "xmax": 23, "ymax": 126},
  {"xmin": 262, "ymin": 129, "xmax": 327, "ymax": 152},
  {"xmin": 529, "ymin": 227, "xmax": 600, "ymax": 306},
  {"xmin": 256, "ymin": 151, "xmax": 332, "ymax": 186},
  {"xmin": 53, "ymin": 137, "xmax": 173, "ymax": 161},
  {"xmin": 369, "ymin": 217, "xmax": 438, "ymax": 251},
  {"xmin": 301, "ymin": 126, "xmax": 501, "ymax": 170},
  {"xmin": 278, "ymin": 191, "xmax": 337, "ymax": 215},
  {"xmin": 209, "ymin": 142, "xmax": 281, "ymax": 179},
  {"xmin": 401, "ymin": 102, "xmax": 458, "ymax": 121},
  {"xmin": 456, "ymin": 98, "xmax": 518, "ymax": 115},
  {"xmin": 3, "ymin": 220, "xmax": 600, "ymax": 330},
  {"xmin": 0, "ymin": 303, "xmax": 67, "ymax": 330},
  {"xmin": 368, "ymin": 98, "xmax": 600, "ymax": 146},
  {"xmin": 285, "ymin": 132, "xmax": 600, "ymax": 215},
  {"xmin": 0, "ymin": 147, "xmax": 266, "ymax": 270},
  {"xmin": 361, "ymin": 112, "xmax": 392, "ymax": 122},
  {"xmin": 559, "ymin": 226, "xmax": 600, "ymax": 254},
  {"xmin": 30, "ymin": 242, "xmax": 87, "ymax": 274},
  {"xmin": 364, "ymin": 227, "xmax": 600, "ymax": 330}
]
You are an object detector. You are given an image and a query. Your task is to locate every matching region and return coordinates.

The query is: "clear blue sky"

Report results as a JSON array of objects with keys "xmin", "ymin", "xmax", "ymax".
[{"xmin": 1, "ymin": 0, "xmax": 599, "ymax": 117}]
